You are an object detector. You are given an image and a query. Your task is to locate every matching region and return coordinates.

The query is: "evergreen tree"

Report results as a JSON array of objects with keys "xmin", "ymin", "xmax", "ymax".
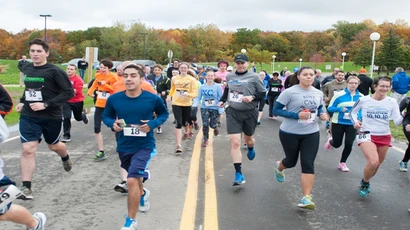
[
  {"xmin": 353, "ymin": 44, "xmax": 372, "ymax": 68},
  {"xmin": 379, "ymin": 29, "xmax": 405, "ymax": 73}
]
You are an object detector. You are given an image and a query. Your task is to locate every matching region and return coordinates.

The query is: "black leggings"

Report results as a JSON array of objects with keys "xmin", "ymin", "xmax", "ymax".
[
  {"xmin": 258, "ymin": 99, "xmax": 265, "ymax": 112},
  {"xmin": 403, "ymin": 126, "xmax": 410, "ymax": 162},
  {"xmin": 279, "ymin": 130, "xmax": 320, "ymax": 174},
  {"xmin": 172, "ymin": 105, "xmax": 191, "ymax": 129},
  {"xmin": 62, "ymin": 102, "xmax": 86, "ymax": 137},
  {"xmin": 268, "ymin": 95, "xmax": 279, "ymax": 117},
  {"xmin": 94, "ymin": 107, "xmax": 104, "ymax": 133},
  {"xmin": 330, "ymin": 123, "xmax": 356, "ymax": 163}
]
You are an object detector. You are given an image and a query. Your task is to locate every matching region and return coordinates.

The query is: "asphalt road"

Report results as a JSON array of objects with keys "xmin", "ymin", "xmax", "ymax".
[{"xmin": 1, "ymin": 104, "xmax": 410, "ymax": 230}]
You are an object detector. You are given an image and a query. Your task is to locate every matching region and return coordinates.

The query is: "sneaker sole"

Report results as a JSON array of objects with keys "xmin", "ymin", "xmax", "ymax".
[
  {"xmin": 94, "ymin": 156, "xmax": 108, "ymax": 161},
  {"xmin": 114, "ymin": 186, "xmax": 128, "ymax": 193},
  {"xmin": 232, "ymin": 180, "xmax": 246, "ymax": 186},
  {"xmin": 298, "ymin": 203, "xmax": 316, "ymax": 210},
  {"xmin": 17, "ymin": 194, "xmax": 34, "ymax": 200}
]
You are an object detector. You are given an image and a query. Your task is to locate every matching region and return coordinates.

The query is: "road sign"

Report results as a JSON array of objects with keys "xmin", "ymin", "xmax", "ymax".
[{"xmin": 168, "ymin": 50, "xmax": 173, "ymax": 59}]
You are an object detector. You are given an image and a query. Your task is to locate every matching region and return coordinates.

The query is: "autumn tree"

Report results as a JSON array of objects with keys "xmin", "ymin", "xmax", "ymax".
[{"xmin": 333, "ymin": 21, "xmax": 368, "ymax": 46}]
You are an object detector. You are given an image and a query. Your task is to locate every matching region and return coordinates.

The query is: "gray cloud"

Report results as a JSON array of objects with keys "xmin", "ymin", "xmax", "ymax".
[{"xmin": 1, "ymin": 0, "xmax": 409, "ymax": 33}]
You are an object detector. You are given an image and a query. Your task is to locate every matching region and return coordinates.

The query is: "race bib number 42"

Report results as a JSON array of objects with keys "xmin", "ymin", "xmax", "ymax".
[
  {"xmin": 25, "ymin": 88, "xmax": 43, "ymax": 101},
  {"xmin": 356, "ymin": 132, "xmax": 371, "ymax": 144},
  {"xmin": 123, "ymin": 125, "xmax": 147, "ymax": 137}
]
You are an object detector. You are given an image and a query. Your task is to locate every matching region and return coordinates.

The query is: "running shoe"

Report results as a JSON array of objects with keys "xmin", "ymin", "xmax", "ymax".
[
  {"xmin": 338, "ymin": 162, "xmax": 349, "ymax": 172},
  {"xmin": 273, "ymin": 116, "xmax": 277, "ymax": 119},
  {"xmin": 157, "ymin": 127, "xmax": 162, "ymax": 134},
  {"xmin": 325, "ymin": 121, "xmax": 330, "ymax": 129},
  {"xmin": 233, "ymin": 172, "xmax": 245, "ymax": 186},
  {"xmin": 188, "ymin": 132, "xmax": 194, "ymax": 139},
  {"xmin": 257, "ymin": 121, "xmax": 261, "ymax": 126},
  {"xmin": 358, "ymin": 181, "xmax": 371, "ymax": 197},
  {"xmin": 399, "ymin": 160, "xmax": 408, "ymax": 172},
  {"xmin": 182, "ymin": 133, "xmax": 188, "ymax": 140},
  {"xmin": 268, "ymin": 116, "xmax": 273, "ymax": 119},
  {"xmin": 32, "ymin": 212, "xmax": 47, "ymax": 230},
  {"xmin": 217, "ymin": 122, "xmax": 221, "ymax": 127},
  {"xmin": 175, "ymin": 145, "xmax": 182, "ymax": 153},
  {"xmin": 193, "ymin": 121, "xmax": 199, "ymax": 131},
  {"xmin": 298, "ymin": 195, "xmax": 316, "ymax": 210},
  {"xmin": 121, "ymin": 215, "xmax": 137, "ymax": 230},
  {"xmin": 114, "ymin": 181, "xmax": 128, "ymax": 193},
  {"xmin": 202, "ymin": 139, "xmax": 209, "ymax": 147},
  {"xmin": 61, "ymin": 136, "xmax": 71, "ymax": 143},
  {"xmin": 247, "ymin": 147, "xmax": 256, "ymax": 161},
  {"xmin": 83, "ymin": 114, "xmax": 89, "ymax": 124},
  {"xmin": 274, "ymin": 161, "xmax": 285, "ymax": 183},
  {"xmin": 139, "ymin": 188, "xmax": 151, "ymax": 212},
  {"xmin": 62, "ymin": 158, "xmax": 72, "ymax": 172},
  {"xmin": 94, "ymin": 151, "xmax": 107, "ymax": 161},
  {"xmin": 213, "ymin": 128, "xmax": 219, "ymax": 136},
  {"xmin": 17, "ymin": 186, "xmax": 33, "ymax": 200},
  {"xmin": 324, "ymin": 137, "xmax": 333, "ymax": 151}
]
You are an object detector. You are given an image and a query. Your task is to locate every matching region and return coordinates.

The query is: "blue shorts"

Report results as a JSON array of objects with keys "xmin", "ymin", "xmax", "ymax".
[
  {"xmin": 19, "ymin": 116, "xmax": 62, "ymax": 145},
  {"xmin": 119, "ymin": 148, "xmax": 157, "ymax": 179}
]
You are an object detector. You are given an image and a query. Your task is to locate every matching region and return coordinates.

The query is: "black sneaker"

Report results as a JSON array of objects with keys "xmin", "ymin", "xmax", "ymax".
[
  {"xmin": 17, "ymin": 186, "xmax": 33, "ymax": 200},
  {"xmin": 114, "ymin": 181, "xmax": 128, "ymax": 193},
  {"xmin": 61, "ymin": 136, "xmax": 71, "ymax": 142},
  {"xmin": 217, "ymin": 122, "xmax": 221, "ymax": 127},
  {"xmin": 83, "ymin": 113, "xmax": 89, "ymax": 124}
]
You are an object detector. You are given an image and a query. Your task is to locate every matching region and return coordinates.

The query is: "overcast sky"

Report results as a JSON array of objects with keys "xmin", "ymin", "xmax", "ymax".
[{"xmin": 1, "ymin": 0, "xmax": 409, "ymax": 34}]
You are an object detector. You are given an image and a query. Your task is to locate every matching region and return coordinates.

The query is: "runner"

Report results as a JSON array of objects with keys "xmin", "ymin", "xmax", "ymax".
[
  {"xmin": 256, "ymin": 71, "xmax": 268, "ymax": 125},
  {"xmin": 322, "ymin": 70, "xmax": 347, "ymax": 130},
  {"xmin": 350, "ymin": 76, "xmax": 403, "ymax": 197},
  {"xmin": 87, "ymin": 59, "xmax": 118, "ymax": 161},
  {"xmin": 166, "ymin": 62, "xmax": 198, "ymax": 153},
  {"xmin": 324, "ymin": 76, "xmax": 363, "ymax": 172},
  {"xmin": 215, "ymin": 60, "xmax": 230, "ymax": 127},
  {"xmin": 399, "ymin": 96, "xmax": 410, "ymax": 172},
  {"xmin": 148, "ymin": 64, "xmax": 170, "ymax": 134},
  {"xmin": 102, "ymin": 64, "xmax": 168, "ymax": 230},
  {"xmin": 193, "ymin": 70, "xmax": 223, "ymax": 147},
  {"xmin": 186, "ymin": 69, "xmax": 201, "ymax": 139},
  {"xmin": 61, "ymin": 64, "xmax": 89, "ymax": 142},
  {"xmin": 0, "ymin": 84, "xmax": 12, "ymax": 117},
  {"xmin": 16, "ymin": 39, "xmax": 74, "ymax": 200},
  {"xmin": 217, "ymin": 53, "xmax": 266, "ymax": 186},
  {"xmin": 272, "ymin": 66, "xmax": 329, "ymax": 210},
  {"xmin": 267, "ymin": 72, "xmax": 282, "ymax": 119}
]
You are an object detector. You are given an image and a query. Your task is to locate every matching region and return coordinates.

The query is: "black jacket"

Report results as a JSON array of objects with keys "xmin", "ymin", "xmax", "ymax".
[
  {"xmin": 148, "ymin": 75, "xmax": 171, "ymax": 98},
  {"xmin": 18, "ymin": 60, "xmax": 31, "ymax": 73},
  {"xmin": 357, "ymin": 74, "xmax": 374, "ymax": 96},
  {"xmin": 0, "ymin": 84, "xmax": 13, "ymax": 117},
  {"xmin": 400, "ymin": 97, "xmax": 410, "ymax": 126}
]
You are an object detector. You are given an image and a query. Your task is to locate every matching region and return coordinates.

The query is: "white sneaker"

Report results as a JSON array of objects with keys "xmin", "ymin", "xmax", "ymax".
[
  {"xmin": 338, "ymin": 162, "xmax": 350, "ymax": 172},
  {"xmin": 121, "ymin": 215, "xmax": 137, "ymax": 230},
  {"xmin": 139, "ymin": 188, "xmax": 151, "ymax": 212},
  {"xmin": 32, "ymin": 212, "xmax": 47, "ymax": 230}
]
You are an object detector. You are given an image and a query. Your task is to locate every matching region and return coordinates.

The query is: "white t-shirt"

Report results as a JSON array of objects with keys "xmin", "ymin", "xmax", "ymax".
[{"xmin": 350, "ymin": 95, "xmax": 403, "ymax": 135}]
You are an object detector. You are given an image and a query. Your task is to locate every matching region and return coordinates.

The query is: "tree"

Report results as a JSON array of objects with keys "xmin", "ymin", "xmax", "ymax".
[
  {"xmin": 278, "ymin": 31, "xmax": 304, "ymax": 61},
  {"xmin": 353, "ymin": 44, "xmax": 372, "ymax": 68},
  {"xmin": 333, "ymin": 21, "xmax": 368, "ymax": 46},
  {"xmin": 247, "ymin": 46, "xmax": 275, "ymax": 70},
  {"xmin": 379, "ymin": 29, "xmax": 406, "ymax": 74},
  {"xmin": 230, "ymin": 28, "xmax": 261, "ymax": 52},
  {"xmin": 309, "ymin": 53, "xmax": 324, "ymax": 67}
]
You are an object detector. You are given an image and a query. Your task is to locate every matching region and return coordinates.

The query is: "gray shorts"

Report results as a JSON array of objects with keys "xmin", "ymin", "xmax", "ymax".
[{"xmin": 226, "ymin": 106, "xmax": 258, "ymax": 136}]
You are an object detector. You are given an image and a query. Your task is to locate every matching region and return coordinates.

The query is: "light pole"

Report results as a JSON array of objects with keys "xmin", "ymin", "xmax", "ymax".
[
  {"xmin": 241, "ymin": 49, "xmax": 246, "ymax": 54},
  {"xmin": 370, "ymin": 32, "xmax": 380, "ymax": 79},
  {"xmin": 341, "ymin": 52, "xmax": 346, "ymax": 70},
  {"xmin": 39, "ymin": 14, "xmax": 52, "ymax": 41},
  {"xmin": 299, "ymin": 58, "xmax": 303, "ymax": 68},
  {"xmin": 272, "ymin": 55, "xmax": 276, "ymax": 72},
  {"xmin": 139, "ymin": 33, "xmax": 148, "ymax": 59}
]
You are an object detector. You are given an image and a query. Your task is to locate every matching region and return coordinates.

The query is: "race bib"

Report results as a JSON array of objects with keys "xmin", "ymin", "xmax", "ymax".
[
  {"xmin": 271, "ymin": 87, "xmax": 279, "ymax": 92},
  {"xmin": 97, "ymin": 91, "xmax": 110, "ymax": 100},
  {"xmin": 356, "ymin": 132, "xmax": 371, "ymax": 144},
  {"xmin": 343, "ymin": 112, "xmax": 350, "ymax": 120},
  {"xmin": 25, "ymin": 88, "xmax": 43, "ymax": 101},
  {"xmin": 298, "ymin": 110, "xmax": 317, "ymax": 124},
  {"xmin": 177, "ymin": 90, "xmax": 187, "ymax": 96},
  {"xmin": 123, "ymin": 125, "xmax": 147, "ymax": 137},
  {"xmin": 229, "ymin": 92, "xmax": 243, "ymax": 103},
  {"xmin": 205, "ymin": 99, "xmax": 216, "ymax": 106}
]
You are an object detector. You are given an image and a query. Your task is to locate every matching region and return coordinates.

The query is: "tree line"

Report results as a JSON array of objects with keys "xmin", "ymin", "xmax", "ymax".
[{"xmin": 1, "ymin": 19, "xmax": 410, "ymax": 72}]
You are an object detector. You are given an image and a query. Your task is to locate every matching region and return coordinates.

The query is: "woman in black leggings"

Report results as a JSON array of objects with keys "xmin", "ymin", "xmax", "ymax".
[
  {"xmin": 324, "ymin": 75, "xmax": 362, "ymax": 172},
  {"xmin": 399, "ymin": 97, "xmax": 410, "ymax": 171}
]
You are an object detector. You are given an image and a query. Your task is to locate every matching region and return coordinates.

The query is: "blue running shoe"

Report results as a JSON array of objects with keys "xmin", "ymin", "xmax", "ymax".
[
  {"xmin": 121, "ymin": 215, "xmax": 137, "ymax": 230},
  {"xmin": 274, "ymin": 161, "xmax": 285, "ymax": 183},
  {"xmin": 298, "ymin": 195, "xmax": 316, "ymax": 210},
  {"xmin": 358, "ymin": 181, "xmax": 371, "ymax": 197},
  {"xmin": 325, "ymin": 121, "xmax": 330, "ymax": 129},
  {"xmin": 139, "ymin": 188, "xmax": 150, "ymax": 212},
  {"xmin": 247, "ymin": 147, "xmax": 255, "ymax": 161},
  {"xmin": 399, "ymin": 160, "xmax": 408, "ymax": 172},
  {"xmin": 233, "ymin": 172, "xmax": 245, "ymax": 186}
]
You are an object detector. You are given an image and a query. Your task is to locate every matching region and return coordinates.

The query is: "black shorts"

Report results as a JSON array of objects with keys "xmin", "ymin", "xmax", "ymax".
[
  {"xmin": 19, "ymin": 115, "xmax": 62, "ymax": 145},
  {"xmin": 226, "ymin": 106, "xmax": 258, "ymax": 136}
]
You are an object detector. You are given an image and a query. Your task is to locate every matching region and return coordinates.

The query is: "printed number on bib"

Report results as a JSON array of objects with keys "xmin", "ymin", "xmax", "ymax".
[
  {"xmin": 98, "ymin": 91, "xmax": 110, "ymax": 100},
  {"xmin": 123, "ymin": 125, "xmax": 147, "ymax": 137},
  {"xmin": 271, "ymin": 87, "xmax": 279, "ymax": 92},
  {"xmin": 178, "ymin": 90, "xmax": 187, "ymax": 96},
  {"xmin": 356, "ymin": 132, "xmax": 371, "ymax": 144},
  {"xmin": 205, "ymin": 99, "xmax": 216, "ymax": 106},
  {"xmin": 343, "ymin": 112, "xmax": 350, "ymax": 120},
  {"xmin": 25, "ymin": 88, "xmax": 43, "ymax": 101},
  {"xmin": 229, "ymin": 91, "xmax": 243, "ymax": 103}
]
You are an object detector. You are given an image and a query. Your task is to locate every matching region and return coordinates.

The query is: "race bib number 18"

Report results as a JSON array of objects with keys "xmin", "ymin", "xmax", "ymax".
[
  {"xmin": 123, "ymin": 125, "xmax": 147, "ymax": 137},
  {"xmin": 356, "ymin": 132, "xmax": 371, "ymax": 144}
]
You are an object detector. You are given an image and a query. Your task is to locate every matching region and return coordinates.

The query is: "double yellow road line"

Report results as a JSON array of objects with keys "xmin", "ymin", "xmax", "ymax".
[{"xmin": 179, "ymin": 132, "xmax": 218, "ymax": 230}]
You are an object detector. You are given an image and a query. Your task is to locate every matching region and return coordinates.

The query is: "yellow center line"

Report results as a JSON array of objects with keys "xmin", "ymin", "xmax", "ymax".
[
  {"xmin": 179, "ymin": 130, "xmax": 203, "ymax": 230},
  {"xmin": 204, "ymin": 134, "xmax": 218, "ymax": 230}
]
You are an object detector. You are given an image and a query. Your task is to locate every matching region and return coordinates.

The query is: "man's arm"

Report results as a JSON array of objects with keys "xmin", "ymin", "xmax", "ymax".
[
  {"xmin": 46, "ymin": 69, "xmax": 74, "ymax": 107},
  {"xmin": 102, "ymin": 97, "xmax": 117, "ymax": 129},
  {"xmin": 0, "ymin": 85, "xmax": 13, "ymax": 116},
  {"xmin": 148, "ymin": 96, "xmax": 169, "ymax": 129}
]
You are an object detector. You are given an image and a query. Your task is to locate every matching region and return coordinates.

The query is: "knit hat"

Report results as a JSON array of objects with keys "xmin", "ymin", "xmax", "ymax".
[{"xmin": 359, "ymin": 68, "xmax": 366, "ymax": 74}]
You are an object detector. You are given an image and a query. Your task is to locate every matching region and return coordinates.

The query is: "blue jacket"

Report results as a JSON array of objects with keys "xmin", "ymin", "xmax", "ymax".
[
  {"xmin": 392, "ymin": 72, "xmax": 410, "ymax": 94},
  {"xmin": 327, "ymin": 88, "xmax": 362, "ymax": 125}
]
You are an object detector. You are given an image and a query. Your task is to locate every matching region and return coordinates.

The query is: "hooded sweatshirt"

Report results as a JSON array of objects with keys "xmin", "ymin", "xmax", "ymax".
[
  {"xmin": 87, "ymin": 72, "xmax": 118, "ymax": 108},
  {"xmin": 392, "ymin": 72, "xmax": 410, "ymax": 94}
]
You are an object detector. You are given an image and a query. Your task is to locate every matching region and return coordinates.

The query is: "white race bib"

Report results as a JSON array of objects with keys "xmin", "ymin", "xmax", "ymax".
[
  {"xmin": 97, "ymin": 91, "xmax": 110, "ymax": 100},
  {"xmin": 229, "ymin": 92, "xmax": 243, "ymax": 103},
  {"xmin": 205, "ymin": 99, "xmax": 216, "ymax": 106},
  {"xmin": 356, "ymin": 132, "xmax": 371, "ymax": 144},
  {"xmin": 123, "ymin": 126, "xmax": 147, "ymax": 137},
  {"xmin": 298, "ymin": 111, "xmax": 317, "ymax": 124},
  {"xmin": 25, "ymin": 88, "xmax": 43, "ymax": 101},
  {"xmin": 177, "ymin": 90, "xmax": 187, "ymax": 96},
  {"xmin": 271, "ymin": 87, "xmax": 279, "ymax": 92},
  {"xmin": 343, "ymin": 112, "xmax": 350, "ymax": 120}
]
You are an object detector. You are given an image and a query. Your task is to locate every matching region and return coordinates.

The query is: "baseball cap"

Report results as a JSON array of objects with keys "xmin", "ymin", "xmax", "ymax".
[
  {"xmin": 234, "ymin": 54, "xmax": 249, "ymax": 63},
  {"xmin": 227, "ymin": 66, "xmax": 233, "ymax": 71},
  {"xmin": 293, "ymin": 67, "xmax": 299, "ymax": 73}
]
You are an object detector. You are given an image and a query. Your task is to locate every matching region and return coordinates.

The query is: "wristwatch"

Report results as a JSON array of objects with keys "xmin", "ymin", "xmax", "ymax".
[{"xmin": 44, "ymin": 102, "xmax": 49, "ymax": 108}]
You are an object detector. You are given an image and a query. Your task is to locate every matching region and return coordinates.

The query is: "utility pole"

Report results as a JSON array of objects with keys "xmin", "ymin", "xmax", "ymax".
[
  {"xmin": 139, "ymin": 33, "xmax": 148, "ymax": 59},
  {"xmin": 39, "ymin": 14, "xmax": 52, "ymax": 41}
]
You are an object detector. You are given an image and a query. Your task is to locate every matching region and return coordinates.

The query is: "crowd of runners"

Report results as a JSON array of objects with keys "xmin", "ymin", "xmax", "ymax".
[{"xmin": 1, "ymin": 38, "xmax": 410, "ymax": 229}]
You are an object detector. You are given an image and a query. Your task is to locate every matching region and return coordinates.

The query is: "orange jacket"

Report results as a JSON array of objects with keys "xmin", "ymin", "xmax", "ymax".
[
  {"xmin": 112, "ymin": 76, "xmax": 157, "ymax": 94},
  {"xmin": 87, "ymin": 72, "xmax": 118, "ymax": 108}
]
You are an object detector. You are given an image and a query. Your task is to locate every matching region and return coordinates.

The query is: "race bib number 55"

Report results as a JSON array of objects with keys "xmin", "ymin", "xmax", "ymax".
[{"xmin": 356, "ymin": 132, "xmax": 371, "ymax": 144}]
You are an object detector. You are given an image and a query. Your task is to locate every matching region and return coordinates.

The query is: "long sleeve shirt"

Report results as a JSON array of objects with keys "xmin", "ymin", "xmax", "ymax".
[
  {"xmin": 68, "ymin": 74, "xmax": 85, "ymax": 103},
  {"xmin": 193, "ymin": 83, "xmax": 223, "ymax": 110},
  {"xmin": 87, "ymin": 72, "xmax": 118, "ymax": 108},
  {"xmin": 169, "ymin": 75, "xmax": 198, "ymax": 107}
]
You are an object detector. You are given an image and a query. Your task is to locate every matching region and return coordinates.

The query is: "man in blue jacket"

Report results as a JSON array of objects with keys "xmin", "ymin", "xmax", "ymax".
[{"xmin": 391, "ymin": 67, "xmax": 410, "ymax": 105}]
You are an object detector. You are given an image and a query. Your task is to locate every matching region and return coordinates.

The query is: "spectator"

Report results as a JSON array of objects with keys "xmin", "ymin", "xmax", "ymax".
[
  {"xmin": 391, "ymin": 67, "xmax": 410, "ymax": 105},
  {"xmin": 321, "ymin": 67, "xmax": 339, "ymax": 87},
  {"xmin": 280, "ymin": 67, "xmax": 288, "ymax": 77},
  {"xmin": 17, "ymin": 55, "xmax": 31, "ymax": 87},
  {"xmin": 167, "ymin": 59, "xmax": 180, "ymax": 79},
  {"xmin": 312, "ymin": 69, "xmax": 321, "ymax": 90},
  {"xmin": 357, "ymin": 68, "xmax": 374, "ymax": 96},
  {"xmin": 77, "ymin": 57, "xmax": 88, "ymax": 80}
]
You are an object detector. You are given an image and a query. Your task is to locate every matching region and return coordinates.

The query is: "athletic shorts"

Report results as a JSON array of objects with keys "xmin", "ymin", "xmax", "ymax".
[
  {"xmin": 119, "ymin": 148, "xmax": 157, "ymax": 179},
  {"xmin": 0, "ymin": 176, "xmax": 16, "ymax": 215},
  {"xmin": 19, "ymin": 115, "xmax": 62, "ymax": 145},
  {"xmin": 358, "ymin": 134, "xmax": 392, "ymax": 147},
  {"xmin": 226, "ymin": 106, "xmax": 258, "ymax": 136}
]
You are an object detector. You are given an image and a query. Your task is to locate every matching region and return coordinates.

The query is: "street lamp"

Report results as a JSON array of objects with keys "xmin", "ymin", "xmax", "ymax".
[
  {"xmin": 341, "ymin": 52, "xmax": 347, "ymax": 70},
  {"xmin": 299, "ymin": 58, "xmax": 303, "ymax": 68},
  {"xmin": 370, "ymin": 32, "xmax": 381, "ymax": 79},
  {"xmin": 272, "ymin": 55, "xmax": 276, "ymax": 72},
  {"xmin": 39, "ymin": 14, "xmax": 52, "ymax": 41},
  {"xmin": 241, "ymin": 49, "xmax": 246, "ymax": 54}
]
